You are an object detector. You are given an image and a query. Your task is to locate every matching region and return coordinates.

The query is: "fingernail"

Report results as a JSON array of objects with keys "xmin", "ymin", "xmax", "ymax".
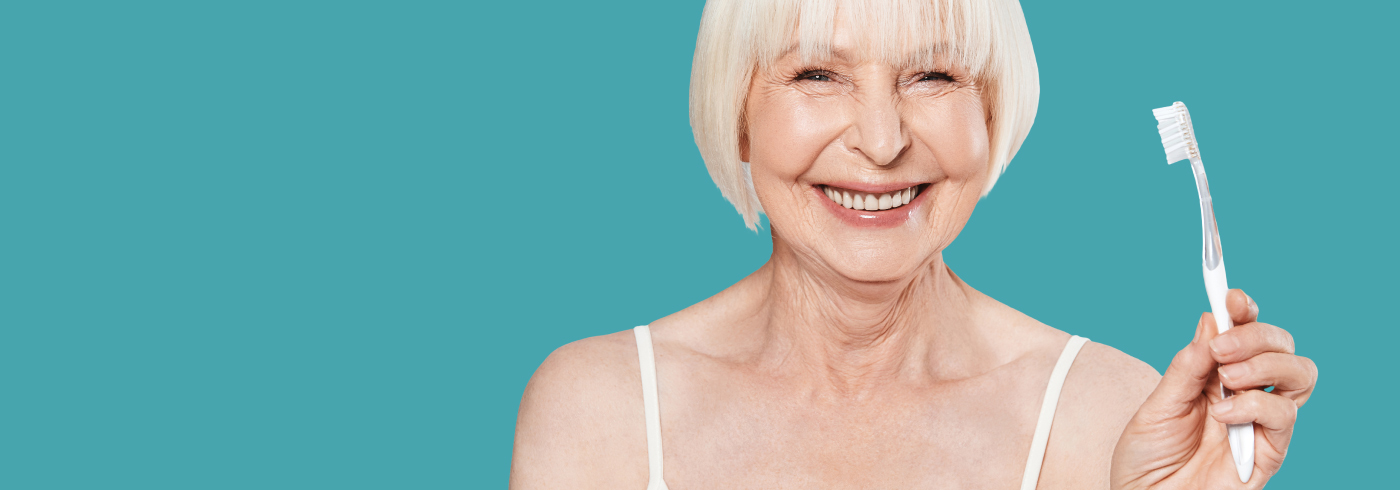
[
  {"xmin": 1211, "ymin": 335, "xmax": 1240, "ymax": 356},
  {"xmin": 1248, "ymin": 295, "xmax": 1259, "ymax": 317},
  {"xmin": 1220, "ymin": 363, "xmax": 1248, "ymax": 381},
  {"xmin": 1211, "ymin": 400, "xmax": 1233, "ymax": 416}
]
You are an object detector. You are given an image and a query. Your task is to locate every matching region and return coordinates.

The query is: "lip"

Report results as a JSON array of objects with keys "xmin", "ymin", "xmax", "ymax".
[
  {"xmin": 821, "ymin": 181, "xmax": 922, "ymax": 194},
  {"xmin": 814, "ymin": 182, "xmax": 930, "ymax": 228}
]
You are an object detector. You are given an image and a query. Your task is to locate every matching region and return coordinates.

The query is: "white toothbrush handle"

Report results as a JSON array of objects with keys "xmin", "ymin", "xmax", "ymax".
[{"xmin": 1204, "ymin": 260, "xmax": 1255, "ymax": 483}]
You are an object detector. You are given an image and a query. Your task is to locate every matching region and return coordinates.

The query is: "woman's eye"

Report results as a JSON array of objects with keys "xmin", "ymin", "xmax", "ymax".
[
  {"xmin": 919, "ymin": 72, "xmax": 953, "ymax": 82},
  {"xmin": 797, "ymin": 71, "xmax": 833, "ymax": 82}
]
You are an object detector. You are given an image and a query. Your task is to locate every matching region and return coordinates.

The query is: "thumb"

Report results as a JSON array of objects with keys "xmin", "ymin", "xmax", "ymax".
[{"xmin": 1142, "ymin": 313, "xmax": 1219, "ymax": 418}]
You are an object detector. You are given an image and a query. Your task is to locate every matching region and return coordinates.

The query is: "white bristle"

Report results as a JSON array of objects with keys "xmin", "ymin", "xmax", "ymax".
[{"xmin": 1152, "ymin": 101, "xmax": 1199, "ymax": 164}]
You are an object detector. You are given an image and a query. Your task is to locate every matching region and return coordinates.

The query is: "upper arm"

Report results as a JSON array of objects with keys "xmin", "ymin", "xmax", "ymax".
[
  {"xmin": 510, "ymin": 333, "xmax": 649, "ymax": 490},
  {"xmin": 1038, "ymin": 341, "xmax": 1161, "ymax": 489}
]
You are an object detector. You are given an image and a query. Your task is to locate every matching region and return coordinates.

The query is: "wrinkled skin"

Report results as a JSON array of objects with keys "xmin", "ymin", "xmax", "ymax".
[
  {"xmin": 1113, "ymin": 290, "xmax": 1318, "ymax": 489},
  {"xmin": 510, "ymin": 10, "xmax": 1317, "ymax": 490}
]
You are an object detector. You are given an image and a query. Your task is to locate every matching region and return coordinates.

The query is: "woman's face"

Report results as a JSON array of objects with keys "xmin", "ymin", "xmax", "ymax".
[{"xmin": 743, "ymin": 17, "xmax": 990, "ymax": 282}]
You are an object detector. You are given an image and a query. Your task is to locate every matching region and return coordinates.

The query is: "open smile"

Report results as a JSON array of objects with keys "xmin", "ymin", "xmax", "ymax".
[
  {"xmin": 813, "ymin": 183, "xmax": 930, "ymax": 228},
  {"xmin": 819, "ymin": 184, "xmax": 920, "ymax": 210}
]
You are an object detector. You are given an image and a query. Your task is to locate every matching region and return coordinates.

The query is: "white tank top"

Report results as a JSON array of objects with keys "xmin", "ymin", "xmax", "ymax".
[{"xmin": 632, "ymin": 325, "xmax": 1089, "ymax": 490}]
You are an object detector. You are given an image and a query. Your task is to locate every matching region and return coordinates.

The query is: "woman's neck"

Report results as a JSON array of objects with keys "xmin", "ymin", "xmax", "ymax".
[{"xmin": 747, "ymin": 237, "xmax": 993, "ymax": 396}]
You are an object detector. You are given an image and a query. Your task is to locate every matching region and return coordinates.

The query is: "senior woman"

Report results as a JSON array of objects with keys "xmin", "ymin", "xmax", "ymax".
[{"xmin": 511, "ymin": 0, "xmax": 1316, "ymax": 488}]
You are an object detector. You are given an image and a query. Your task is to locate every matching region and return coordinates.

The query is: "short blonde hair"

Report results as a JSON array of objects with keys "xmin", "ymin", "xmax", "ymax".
[{"xmin": 689, "ymin": 0, "xmax": 1040, "ymax": 230}]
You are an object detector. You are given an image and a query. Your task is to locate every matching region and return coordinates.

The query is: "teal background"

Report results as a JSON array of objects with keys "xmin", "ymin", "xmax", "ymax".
[{"xmin": 2, "ymin": 0, "xmax": 1393, "ymax": 488}]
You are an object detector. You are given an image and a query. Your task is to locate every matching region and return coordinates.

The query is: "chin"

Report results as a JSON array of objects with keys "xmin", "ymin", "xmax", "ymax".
[{"xmin": 825, "ymin": 245, "xmax": 931, "ymax": 283}]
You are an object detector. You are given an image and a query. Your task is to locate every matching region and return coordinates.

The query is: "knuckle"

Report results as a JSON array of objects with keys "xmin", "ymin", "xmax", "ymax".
[
  {"xmin": 1166, "ymin": 352, "xmax": 1190, "ymax": 376},
  {"xmin": 1169, "ymin": 348, "xmax": 1194, "ymax": 369},
  {"xmin": 1260, "ymin": 323, "xmax": 1294, "ymax": 353},
  {"xmin": 1170, "ymin": 348, "xmax": 1189, "ymax": 366},
  {"xmin": 1281, "ymin": 395, "xmax": 1299, "ymax": 423},
  {"xmin": 1245, "ymin": 357, "xmax": 1275, "ymax": 386},
  {"xmin": 1233, "ymin": 391, "xmax": 1258, "ymax": 408},
  {"xmin": 1243, "ymin": 389, "xmax": 1297, "ymax": 424},
  {"xmin": 1301, "ymin": 356, "xmax": 1319, "ymax": 385}
]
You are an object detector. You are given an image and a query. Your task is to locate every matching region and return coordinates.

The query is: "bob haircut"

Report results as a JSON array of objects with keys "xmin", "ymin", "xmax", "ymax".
[{"xmin": 689, "ymin": 0, "xmax": 1039, "ymax": 230}]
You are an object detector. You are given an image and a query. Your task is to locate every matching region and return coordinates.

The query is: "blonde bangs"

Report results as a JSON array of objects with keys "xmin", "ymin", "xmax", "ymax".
[
  {"xmin": 752, "ymin": 0, "xmax": 997, "ymax": 83},
  {"xmin": 691, "ymin": 0, "xmax": 1038, "ymax": 230}
]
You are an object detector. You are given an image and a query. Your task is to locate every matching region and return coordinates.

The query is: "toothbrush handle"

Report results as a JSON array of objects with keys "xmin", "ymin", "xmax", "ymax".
[{"xmin": 1204, "ymin": 260, "xmax": 1255, "ymax": 483}]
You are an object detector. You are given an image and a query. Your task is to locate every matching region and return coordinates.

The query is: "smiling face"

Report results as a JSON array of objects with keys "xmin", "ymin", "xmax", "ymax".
[{"xmin": 743, "ymin": 15, "xmax": 991, "ymax": 283}]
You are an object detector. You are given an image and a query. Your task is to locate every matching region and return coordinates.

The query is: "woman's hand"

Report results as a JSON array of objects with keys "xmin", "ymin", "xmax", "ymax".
[{"xmin": 1112, "ymin": 289, "xmax": 1317, "ymax": 489}]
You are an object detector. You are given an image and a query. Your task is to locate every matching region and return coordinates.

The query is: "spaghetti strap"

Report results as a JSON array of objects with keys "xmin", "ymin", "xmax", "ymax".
[
  {"xmin": 630, "ymin": 327, "xmax": 1085, "ymax": 490},
  {"xmin": 1019, "ymin": 335, "xmax": 1090, "ymax": 490},
  {"xmin": 633, "ymin": 326, "xmax": 669, "ymax": 490}
]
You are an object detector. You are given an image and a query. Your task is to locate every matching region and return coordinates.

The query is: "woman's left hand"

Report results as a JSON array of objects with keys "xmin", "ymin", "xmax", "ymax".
[{"xmin": 1111, "ymin": 289, "xmax": 1318, "ymax": 489}]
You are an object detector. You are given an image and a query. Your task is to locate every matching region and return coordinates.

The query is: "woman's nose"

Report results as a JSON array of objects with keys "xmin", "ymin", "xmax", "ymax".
[{"xmin": 844, "ymin": 98, "xmax": 909, "ymax": 167}]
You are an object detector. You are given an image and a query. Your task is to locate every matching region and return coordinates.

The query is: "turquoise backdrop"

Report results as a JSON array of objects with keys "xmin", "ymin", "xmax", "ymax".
[{"xmin": 2, "ymin": 0, "xmax": 1394, "ymax": 488}]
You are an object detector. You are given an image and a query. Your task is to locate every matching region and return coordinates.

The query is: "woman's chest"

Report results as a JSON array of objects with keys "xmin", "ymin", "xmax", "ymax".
[{"xmin": 656, "ymin": 374, "xmax": 1046, "ymax": 489}]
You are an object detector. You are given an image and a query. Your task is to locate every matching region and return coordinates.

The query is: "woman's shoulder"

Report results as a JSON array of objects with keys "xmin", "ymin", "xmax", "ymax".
[
  {"xmin": 521, "ymin": 329, "xmax": 646, "ymax": 404},
  {"xmin": 983, "ymin": 295, "xmax": 1161, "ymax": 486},
  {"xmin": 978, "ymin": 291, "xmax": 1161, "ymax": 395},
  {"xmin": 516, "ymin": 329, "xmax": 646, "ymax": 433},
  {"xmin": 510, "ymin": 329, "xmax": 649, "ymax": 487},
  {"xmin": 1038, "ymin": 338, "xmax": 1162, "ymax": 487},
  {"xmin": 515, "ymin": 278, "xmax": 746, "ymax": 426},
  {"xmin": 1069, "ymin": 341, "xmax": 1163, "ymax": 396},
  {"xmin": 1060, "ymin": 340, "xmax": 1162, "ymax": 430}
]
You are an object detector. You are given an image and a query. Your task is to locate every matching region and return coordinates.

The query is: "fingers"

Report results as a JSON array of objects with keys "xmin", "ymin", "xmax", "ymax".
[
  {"xmin": 1226, "ymin": 289, "xmax": 1259, "ymax": 326},
  {"xmin": 1209, "ymin": 390, "xmax": 1297, "ymax": 457},
  {"xmin": 1209, "ymin": 321, "xmax": 1295, "ymax": 364},
  {"xmin": 1219, "ymin": 353, "xmax": 1318, "ymax": 407},
  {"xmin": 1144, "ymin": 313, "xmax": 1220, "ymax": 417}
]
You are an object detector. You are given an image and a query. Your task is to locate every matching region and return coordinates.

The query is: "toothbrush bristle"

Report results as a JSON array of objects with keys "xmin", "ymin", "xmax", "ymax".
[{"xmin": 1152, "ymin": 101, "xmax": 1199, "ymax": 164}]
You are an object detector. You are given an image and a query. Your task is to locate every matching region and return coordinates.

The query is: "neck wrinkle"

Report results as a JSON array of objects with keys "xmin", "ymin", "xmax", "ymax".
[{"xmin": 759, "ymin": 238, "xmax": 975, "ymax": 397}]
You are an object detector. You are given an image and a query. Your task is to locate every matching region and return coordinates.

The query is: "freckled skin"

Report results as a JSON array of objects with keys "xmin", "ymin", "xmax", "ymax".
[{"xmin": 510, "ymin": 12, "xmax": 1315, "ymax": 490}]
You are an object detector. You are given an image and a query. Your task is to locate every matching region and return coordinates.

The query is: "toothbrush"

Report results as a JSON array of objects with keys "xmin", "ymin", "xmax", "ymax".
[{"xmin": 1152, "ymin": 101, "xmax": 1255, "ymax": 483}]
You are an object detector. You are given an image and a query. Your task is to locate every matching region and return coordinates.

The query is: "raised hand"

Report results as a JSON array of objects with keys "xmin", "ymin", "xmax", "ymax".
[{"xmin": 1112, "ymin": 290, "xmax": 1318, "ymax": 489}]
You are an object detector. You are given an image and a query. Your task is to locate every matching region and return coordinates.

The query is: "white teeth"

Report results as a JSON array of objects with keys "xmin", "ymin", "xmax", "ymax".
[{"xmin": 822, "ymin": 185, "xmax": 920, "ymax": 211}]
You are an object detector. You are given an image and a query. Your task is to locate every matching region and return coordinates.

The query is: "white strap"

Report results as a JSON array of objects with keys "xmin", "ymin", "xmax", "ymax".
[
  {"xmin": 1019, "ymin": 335, "xmax": 1089, "ymax": 490},
  {"xmin": 633, "ymin": 326, "xmax": 668, "ymax": 490}
]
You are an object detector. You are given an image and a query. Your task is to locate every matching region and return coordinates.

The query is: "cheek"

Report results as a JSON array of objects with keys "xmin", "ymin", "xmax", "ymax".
[
  {"xmin": 912, "ymin": 98, "xmax": 989, "ymax": 182},
  {"xmin": 747, "ymin": 95, "xmax": 846, "ymax": 177}
]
